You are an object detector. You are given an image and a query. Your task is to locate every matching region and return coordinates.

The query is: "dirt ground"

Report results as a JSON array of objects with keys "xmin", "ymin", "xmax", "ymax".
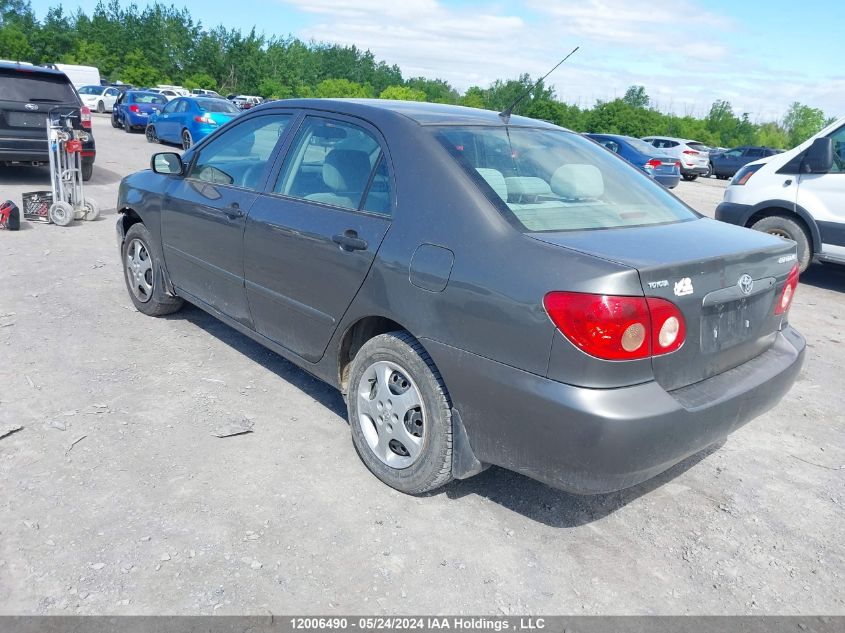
[{"xmin": 1, "ymin": 114, "xmax": 843, "ymax": 615}]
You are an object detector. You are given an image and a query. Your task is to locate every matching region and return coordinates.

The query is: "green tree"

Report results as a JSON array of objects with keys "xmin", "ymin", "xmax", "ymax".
[
  {"xmin": 120, "ymin": 48, "xmax": 160, "ymax": 87},
  {"xmin": 783, "ymin": 102, "xmax": 827, "ymax": 147},
  {"xmin": 313, "ymin": 78, "xmax": 371, "ymax": 98},
  {"xmin": 184, "ymin": 72, "xmax": 217, "ymax": 91},
  {"xmin": 0, "ymin": 23, "xmax": 34, "ymax": 60},
  {"xmin": 460, "ymin": 86, "xmax": 485, "ymax": 109},
  {"xmin": 379, "ymin": 85, "xmax": 426, "ymax": 101},
  {"xmin": 622, "ymin": 85, "xmax": 649, "ymax": 109}
]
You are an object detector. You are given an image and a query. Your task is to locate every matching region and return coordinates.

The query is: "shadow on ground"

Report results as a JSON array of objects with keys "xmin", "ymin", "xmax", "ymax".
[
  {"xmin": 174, "ymin": 304, "xmax": 722, "ymax": 527},
  {"xmin": 801, "ymin": 262, "xmax": 845, "ymax": 293}
]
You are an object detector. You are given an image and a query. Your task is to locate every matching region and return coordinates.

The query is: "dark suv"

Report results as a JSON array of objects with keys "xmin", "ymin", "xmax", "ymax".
[
  {"xmin": 709, "ymin": 146, "xmax": 781, "ymax": 179},
  {"xmin": 0, "ymin": 62, "xmax": 96, "ymax": 180}
]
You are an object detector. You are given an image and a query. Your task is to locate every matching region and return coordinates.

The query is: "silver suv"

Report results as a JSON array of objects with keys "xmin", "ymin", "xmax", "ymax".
[{"xmin": 641, "ymin": 136, "xmax": 710, "ymax": 181}]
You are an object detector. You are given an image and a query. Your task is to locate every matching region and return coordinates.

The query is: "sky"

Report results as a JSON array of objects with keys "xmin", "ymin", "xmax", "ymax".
[{"xmin": 27, "ymin": 0, "xmax": 844, "ymax": 121}]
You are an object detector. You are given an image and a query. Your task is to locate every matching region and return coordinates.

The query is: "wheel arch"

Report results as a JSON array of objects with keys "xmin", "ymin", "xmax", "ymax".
[
  {"xmin": 745, "ymin": 200, "xmax": 821, "ymax": 255},
  {"xmin": 337, "ymin": 315, "xmax": 408, "ymax": 394}
]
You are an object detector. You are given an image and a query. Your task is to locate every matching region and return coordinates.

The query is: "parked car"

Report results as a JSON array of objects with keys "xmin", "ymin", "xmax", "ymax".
[
  {"xmin": 0, "ymin": 61, "xmax": 96, "ymax": 180},
  {"xmin": 77, "ymin": 84, "xmax": 121, "ymax": 113},
  {"xmin": 116, "ymin": 99, "xmax": 805, "ymax": 495},
  {"xmin": 586, "ymin": 133, "xmax": 681, "ymax": 189},
  {"xmin": 146, "ymin": 96, "xmax": 241, "ymax": 149},
  {"xmin": 112, "ymin": 90, "xmax": 168, "ymax": 132},
  {"xmin": 716, "ymin": 117, "xmax": 845, "ymax": 272},
  {"xmin": 232, "ymin": 95, "xmax": 263, "ymax": 110},
  {"xmin": 191, "ymin": 88, "xmax": 222, "ymax": 98},
  {"xmin": 709, "ymin": 146, "xmax": 782, "ymax": 179},
  {"xmin": 641, "ymin": 136, "xmax": 710, "ymax": 181}
]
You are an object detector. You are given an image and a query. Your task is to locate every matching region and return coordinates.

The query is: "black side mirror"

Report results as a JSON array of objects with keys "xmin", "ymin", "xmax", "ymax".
[
  {"xmin": 803, "ymin": 137, "xmax": 833, "ymax": 174},
  {"xmin": 151, "ymin": 152, "xmax": 183, "ymax": 175}
]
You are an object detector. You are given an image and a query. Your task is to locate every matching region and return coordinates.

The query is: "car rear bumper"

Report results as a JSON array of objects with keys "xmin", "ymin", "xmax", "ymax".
[
  {"xmin": 423, "ymin": 326, "xmax": 805, "ymax": 494},
  {"xmin": 655, "ymin": 173, "xmax": 681, "ymax": 189},
  {"xmin": 681, "ymin": 165, "xmax": 709, "ymax": 176},
  {"xmin": 0, "ymin": 136, "xmax": 95, "ymax": 165}
]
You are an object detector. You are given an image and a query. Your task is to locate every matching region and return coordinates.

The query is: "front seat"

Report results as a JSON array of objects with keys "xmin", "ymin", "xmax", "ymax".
[{"xmin": 305, "ymin": 149, "xmax": 372, "ymax": 208}]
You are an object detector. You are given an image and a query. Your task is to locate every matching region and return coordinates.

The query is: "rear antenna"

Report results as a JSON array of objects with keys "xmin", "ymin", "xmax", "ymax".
[{"xmin": 499, "ymin": 46, "xmax": 579, "ymax": 123}]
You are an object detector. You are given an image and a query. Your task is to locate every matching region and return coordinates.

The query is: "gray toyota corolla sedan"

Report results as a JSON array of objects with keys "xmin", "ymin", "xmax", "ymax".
[{"xmin": 116, "ymin": 99, "xmax": 805, "ymax": 495}]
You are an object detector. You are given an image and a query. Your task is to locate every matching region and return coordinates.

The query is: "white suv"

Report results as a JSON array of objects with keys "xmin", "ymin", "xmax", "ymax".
[
  {"xmin": 642, "ymin": 136, "xmax": 711, "ymax": 181},
  {"xmin": 716, "ymin": 117, "xmax": 845, "ymax": 271}
]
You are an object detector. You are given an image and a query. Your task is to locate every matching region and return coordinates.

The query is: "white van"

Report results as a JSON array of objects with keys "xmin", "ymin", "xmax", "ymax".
[
  {"xmin": 716, "ymin": 117, "xmax": 844, "ymax": 271},
  {"xmin": 47, "ymin": 63, "xmax": 101, "ymax": 89}
]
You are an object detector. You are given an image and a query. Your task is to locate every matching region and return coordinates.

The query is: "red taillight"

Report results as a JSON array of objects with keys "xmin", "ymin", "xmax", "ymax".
[
  {"xmin": 129, "ymin": 104, "xmax": 140, "ymax": 113},
  {"xmin": 674, "ymin": 161, "xmax": 681, "ymax": 167},
  {"xmin": 80, "ymin": 106, "xmax": 91, "ymax": 129},
  {"xmin": 775, "ymin": 264, "xmax": 800, "ymax": 315},
  {"xmin": 682, "ymin": 149, "xmax": 699, "ymax": 155},
  {"xmin": 644, "ymin": 159, "xmax": 662, "ymax": 169},
  {"xmin": 543, "ymin": 292, "xmax": 686, "ymax": 360},
  {"xmin": 194, "ymin": 114, "xmax": 217, "ymax": 125}
]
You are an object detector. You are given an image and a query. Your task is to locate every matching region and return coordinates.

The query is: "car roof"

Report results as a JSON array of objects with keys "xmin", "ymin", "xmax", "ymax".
[
  {"xmin": 256, "ymin": 98, "xmax": 561, "ymax": 129},
  {"xmin": 0, "ymin": 61, "xmax": 70, "ymax": 78}
]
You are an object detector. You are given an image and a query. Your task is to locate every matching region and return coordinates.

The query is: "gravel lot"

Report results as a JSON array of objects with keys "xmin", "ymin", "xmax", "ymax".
[{"xmin": 1, "ymin": 114, "xmax": 843, "ymax": 615}]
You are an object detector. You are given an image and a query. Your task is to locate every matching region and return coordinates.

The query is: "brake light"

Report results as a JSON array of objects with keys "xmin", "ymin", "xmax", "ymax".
[
  {"xmin": 682, "ymin": 149, "xmax": 699, "ymax": 155},
  {"xmin": 194, "ymin": 114, "xmax": 217, "ymax": 125},
  {"xmin": 733, "ymin": 163, "xmax": 763, "ymax": 185},
  {"xmin": 775, "ymin": 264, "xmax": 800, "ymax": 315},
  {"xmin": 644, "ymin": 159, "xmax": 662, "ymax": 170},
  {"xmin": 543, "ymin": 292, "xmax": 686, "ymax": 360},
  {"xmin": 129, "ymin": 104, "xmax": 139, "ymax": 113},
  {"xmin": 80, "ymin": 106, "xmax": 91, "ymax": 129}
]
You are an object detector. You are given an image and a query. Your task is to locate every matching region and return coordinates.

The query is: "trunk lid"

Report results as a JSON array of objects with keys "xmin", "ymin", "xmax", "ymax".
[{"xmin": 531, "ymin": 218, "xmax": 797, "ymax": 390}]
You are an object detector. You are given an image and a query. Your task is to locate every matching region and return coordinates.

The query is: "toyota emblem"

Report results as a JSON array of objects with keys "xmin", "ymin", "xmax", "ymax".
[{"xmin": 738, "ymin": 274, "xmax": 754, "ymax": 295}]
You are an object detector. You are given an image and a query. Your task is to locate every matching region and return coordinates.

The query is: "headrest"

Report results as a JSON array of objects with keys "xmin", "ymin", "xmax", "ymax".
[
  {"xmin": 323, "ymin": 149, "xmax": 372, "ymax": 192},
  {"xmin": 475, "ymin": 168, "xmax": 508, "ymax": 201},
  {"xmin": 550, "ymin": 164, "xmax": 604, "ymax": 199}
]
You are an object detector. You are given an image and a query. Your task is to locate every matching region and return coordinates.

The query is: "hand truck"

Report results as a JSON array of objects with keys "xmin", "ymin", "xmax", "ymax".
[{"xmin": 47, "ymin": 106, "xmax": 99, "ymax": 226}]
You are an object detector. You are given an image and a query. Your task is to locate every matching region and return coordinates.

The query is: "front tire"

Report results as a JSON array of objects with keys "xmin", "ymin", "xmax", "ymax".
[
  {"xmin": 97, "ymin": 101, "xmax": 105, "ymax": 114},
  {"xmin": 750, "ymin": 215, "xmax": 812, "ymax": 272},
  {"xmin": 145, "ymin": 125, "xmax": 158, "ymax": 144},
  {"xmin": 122, "ymin": 223, "xmax": 184, "ymax": 316},
  {"xmin": 347, "ymin": 332, "xmax": 453, "ymax": 494}
]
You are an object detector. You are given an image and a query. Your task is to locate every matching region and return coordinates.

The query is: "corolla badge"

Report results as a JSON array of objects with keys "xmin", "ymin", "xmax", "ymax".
[
  {"xmin": 674, "ymin": 277, "xmax": 694, "ymax": 296},
  {"xmin": 25, "ymin": 103, "xmax": 39, "ymax": 111},
  {"xmin": 738, "ymin": 274, "xmax": 754, "ymax": 295}
]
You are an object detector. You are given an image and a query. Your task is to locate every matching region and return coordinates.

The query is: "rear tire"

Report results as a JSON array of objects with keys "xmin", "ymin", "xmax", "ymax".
[
  {"xmin": 122, "ymin": 223, "xmax": 183, "ymax": 316},
  {"xmin": 181, "ymin": 129, "xmax": 192, "ymax": 150},
  {"xmin": 705, "ymin": 162, "xmax": 714, "ymax": 178},
  {"xmin": 682, "ymin": 174, "xmax": 698, "ymax": 182},
  {"xmin": 347, "ymin": 331, "xmax": 453, "ymax": 494},
  {"xmin": 124, "ymin": 121, "xmax": 133, "ymax": 133},
  {"xmin": 81, "ymin": 162, "xmax": 93, "ymax": 181},
  {"xmin": 750, "ymin": 215, "xmax": 812, "ymax": 272},
  {"xmin": 111, "ymin": 115, "xmax": 120, "ymax": 128}
]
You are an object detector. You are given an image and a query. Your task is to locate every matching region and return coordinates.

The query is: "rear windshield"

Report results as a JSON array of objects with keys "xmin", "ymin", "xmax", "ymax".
[
  {"xmin": 196, "ymin": 98, "xmax": 239, "ymax": 113},
  {"xmin": 130, "ymin": 92, "xmax": 167, "ymax": 104},
  {"xmin": 625, "ymin": 136, "xmax": 667, "ymax": 155},
  {"xmin": 0, "ymin": 71, "xmax": 78, "ymax": 103},
  {"xmin": 434, "ymin": 126, "xmax": 697, "ymax": 232},
  {"xmin": 687, "ymin": 142, "xmax": 709, "ymax": 151}
]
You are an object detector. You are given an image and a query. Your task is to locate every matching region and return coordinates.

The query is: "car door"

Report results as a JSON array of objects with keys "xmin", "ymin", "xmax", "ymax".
[
  {"xmin": 104, "ymin": 87, "xmax": 119, "ymax": 110},
  {"xmin": 155, "ymin": 98, "xmax": 181, "ymax": 142},
  {"xmin": 796, "ymin": 123, "xmax": 845, "ymax": 257},
  {"xmin": 718, "ymin": 148, "xmax": 743, "ymax": 176},
  {"xmin": 243, "ymin": 114, "xmax": 393, "ymax": 362},
  {"xmin": 161, "ymin": 113, "xmax": 296, "ymax": 325}
]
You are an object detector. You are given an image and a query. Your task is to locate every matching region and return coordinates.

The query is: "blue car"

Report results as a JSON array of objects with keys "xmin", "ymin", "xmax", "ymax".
[
  {"xmin": 112, "ymin": 91, "xmax": 168, "ymax": 133},
  {"xmin": 146, "ymin": 96, "xmax": 241, "ymax": 149},
  {"xmin": 586, "ymin": 133, "xmax": 681, "ymax": 189}
]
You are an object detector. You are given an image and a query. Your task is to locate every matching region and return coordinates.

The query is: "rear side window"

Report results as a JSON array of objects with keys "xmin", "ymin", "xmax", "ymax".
[
  {"xmin": 0, "ymin": 71, "xmax": 78, "ymax": 103},
  {"xmin": 275, "ymin": 117, "xmax": 386, "ymax": 212},
  {"xmin": 435, "ymin": 126, "xmax": 697, "ymax": 232}
]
